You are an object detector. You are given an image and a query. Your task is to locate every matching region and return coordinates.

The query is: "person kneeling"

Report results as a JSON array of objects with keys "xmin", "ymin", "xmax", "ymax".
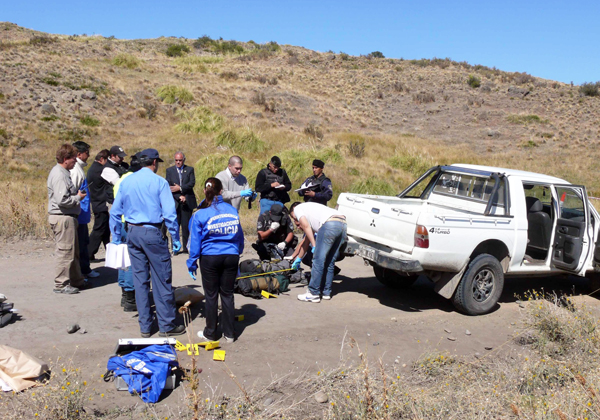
[{"xmin": 253, "ymin": 203, "xmax": 297, "ymax": 261}]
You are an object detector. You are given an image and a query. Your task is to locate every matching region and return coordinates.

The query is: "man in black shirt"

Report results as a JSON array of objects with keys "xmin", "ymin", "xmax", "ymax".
[
  {"xmin": 86, "ymin": 149, "xmax": 110, "ymax": 261},
  {"xmin": 254, "ymin": 156, "xmax": 292, "ymax": 214},
  {"xmin": 253, "ymin": 204, "xmax": 297, "ymax": 261},
  {"xmin": 297, "ymin": 159, "xmax": 333, "ymax": 206}
]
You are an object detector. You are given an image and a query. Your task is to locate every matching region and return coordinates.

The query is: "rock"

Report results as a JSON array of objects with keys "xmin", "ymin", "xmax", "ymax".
[
  {"xmin": 444, "ymin": 328, "xmax": 452, "ymax": 334},
  {"xmin": 507, "ymin": 86, "xmax": 530, "ymax": 97},
  {"xmin": 447, "ymin": 336, "xmax": 457, "ymax": 341},
  {"xmin": 252, "ymin": 112, "xmax": 263, "ymax": 118},
  {"xmin": 67, "ymin": 324, "xmax": 80, "ymax": 334},
  {"xmin": 484, "ymin": 346, "xmax": 493, "ymax": 351},
  {"xmin": 394, "ymin": 359, "xmax": 399, "ymax": 364},
  {"xmin": 486, "ymin": 129, "xmax": 500, "ymax": 138},
  {"xmin": 264, "ymin": 397, "xmax": 274, "ymax": 407},
  {"xmin": 474, "ymin": 352, "xmax": 481, "ymax": 359},
  {"xmin": 314, "ymin": 391, "xmax": 328, "ymax": 403},
  {"xmin": 79, "ymin": 328, "xmax": 87, "ymax": 334},
  {"xmin": 41, "ymin": 104, "xmax": 56, "ymax": 114},
  {"xmin": 81, "ymin": 91, "xmax": 97, "ymax": 100},
  {"xmin": 465, "ymin": 330, "xmax": 471, "ymax": 336},
  {"xmin": 391, "ymin": 317, "xmax": 397, "ymax": 322},
  {"xmin": 373, "ymin": 342, "xmax": 380, "ymax": 346}
]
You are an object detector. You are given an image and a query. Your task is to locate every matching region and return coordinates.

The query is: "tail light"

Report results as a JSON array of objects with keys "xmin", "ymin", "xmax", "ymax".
[{"xmin": 414, "ymin": 225, "xmax": 429, "ymax": 248}]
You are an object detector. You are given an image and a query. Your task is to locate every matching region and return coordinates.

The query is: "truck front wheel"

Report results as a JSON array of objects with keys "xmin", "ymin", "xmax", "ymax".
[
  {"xmin": 452, "ymin": 254, "xmax": 504, "ymax": 315},
  {"xmin": 373, "ymin": 265, "xmax": 418, "ymax": 289}
]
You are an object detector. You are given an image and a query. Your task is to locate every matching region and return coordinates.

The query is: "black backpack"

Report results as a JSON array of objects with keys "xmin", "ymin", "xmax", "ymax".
[{"xmin": 234, "ymin": 273, "xmax": 290, "ymax": 299}]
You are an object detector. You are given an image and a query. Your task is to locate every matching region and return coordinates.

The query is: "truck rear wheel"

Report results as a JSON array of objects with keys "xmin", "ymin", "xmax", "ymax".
[
  {"xmin": 452, "ymin": 254, "xmax": 504, "ymax": 315},
  {"xmin": 373, "ymin": 265, "xmax": 418, "ymax": 289}
]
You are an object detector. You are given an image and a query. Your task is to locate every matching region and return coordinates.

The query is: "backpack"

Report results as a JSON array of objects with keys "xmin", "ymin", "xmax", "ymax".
[
  {"xmin": 235, "ymin": 273, "xmax": 290, "ymax": 298},
  {"xmin": 238, "ymin": 259, "xmax": 292, "ymax": 276}
]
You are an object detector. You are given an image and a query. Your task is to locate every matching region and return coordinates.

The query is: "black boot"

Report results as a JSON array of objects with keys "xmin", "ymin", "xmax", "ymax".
[
  {"xmin": 123, "ymin": 291, "xmax": 137, "ymax": 312},
  {"xmin": 120, "ymin": 288, "xmax": 126, "ymax": 308}
]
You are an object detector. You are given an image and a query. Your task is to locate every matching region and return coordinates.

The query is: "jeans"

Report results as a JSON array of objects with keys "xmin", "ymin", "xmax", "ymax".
[
  {"xmin": 127, "ymin": 225, "xmax": 176, "ymax": 333},
  {"xmin": 199, "ymin": 254, "xmax": 239, "ymax": 340},
  {"xmin": 117, "ymin": 223, "xmax": 134, "ymax": 292},
  {"xmin": 259, "ymin": 198, "xmax": 282, "ymax": 214},
  {"xmin": 308, "ymin": 221, "xmax": 347, "ymax": 297},
  {"xmin": 77, "ymin": 223, "xmax": 91, "ymax": 275}
]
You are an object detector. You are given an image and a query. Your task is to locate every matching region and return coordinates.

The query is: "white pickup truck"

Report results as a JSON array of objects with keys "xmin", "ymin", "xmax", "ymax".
[{"xmin": 337, "ymin": 164, "xmax": 600, "ymax": 315}]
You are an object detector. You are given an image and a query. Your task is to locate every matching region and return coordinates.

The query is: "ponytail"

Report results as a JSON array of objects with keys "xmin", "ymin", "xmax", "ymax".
[{"xmin": 199, "ymin": 177, "xmax": 223, "ymax": 209}]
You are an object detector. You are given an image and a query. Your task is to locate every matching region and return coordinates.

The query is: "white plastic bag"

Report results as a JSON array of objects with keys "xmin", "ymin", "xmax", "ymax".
[{"xmin": 105, "ymin": 243, "xmax": 131, "ymax": 269}]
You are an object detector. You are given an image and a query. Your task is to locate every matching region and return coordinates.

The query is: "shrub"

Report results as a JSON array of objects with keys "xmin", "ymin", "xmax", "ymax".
[
  {"xmin": 212, "ymin": 40, "xmax": 245, "ymax": 55},
  {"xmin": 340, "ymin": 52, "xmax": 350, "ymax": 61},
  {"xmin": 467, "ymin": 74, "xmax": 481, "ymax": 88},
  {"xmin": 193, "ymin": 35, "xmax": 215, "ymax": 50},
  {"xmin": 156, "ymin": 85, "xmax": 194, "ymax": 104},
  {"xmin": 166, "ymin": 43, "xmax": 190, "ymax": 57},
  {"xmin": 42, "ymin": 77, "xmax": 59, "ymax": 86},
  {"xmin": 175, "ymin": 107, "xmax": 224, "ymax": 134},
  {"xmin": 507, "ymin": 114, "xmax": 548, "ymax": 124},
  {"xmin": 514, "ymin": 72, "xmax": 535, "ymax": 85},
  {"xmin": 388, "ymin": 153, "xmax": 433, "ymax": 176},
  {"xmin": 41, "ymin": 115, "xmax": 60, "ymax": 122},
  {"xmin": 369, "ymin": 51, "xmax": 385, "ymax": 58},
  {"xmin": 220, "ymin": 71, "xmax": 238, "ymax": 80},
  {"xmin": 112, "ymin": 53, "xmax": 142, "ymax": 69},
  {"xmin": 30, "ymin": 36, "xmax": 57, "ymax": 45},
  {"xmin": 304, "ymin": 123, "xmax": 324, "ymax": 140},
  {"xmin": 251, "ymin": 92, "xmax": 266, "ymax": 106},
  {"xmin": 49, "ymin": 71, "xmax": 62, "ymax": 78},
  {"xmin": 392, "ymin": 81, "xmax": 409, "ymax": 93},
  {"xmin": 347, "ymin": 140, "xmax": 365, "ymax": 158},
  {"xmin": 412, "ymin": 92, "xmax": 435, "ymax": 104},
  {"xmin": 0, "ymin": 128, "xmax": 8, "ymax": 139},
  {"xmin": 80, "ymin": 115, "xmax": 100, "ymax": 127},
  {"xmin": 580, "ymin": 82, "xmax": 600, "ymax": 97},
  {"xmin": 215, "ymin": 128, "xmax": 266, "ymax": 154}
]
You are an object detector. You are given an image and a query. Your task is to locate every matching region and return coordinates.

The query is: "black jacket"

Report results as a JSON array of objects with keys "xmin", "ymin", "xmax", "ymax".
[
  {"xmin": 255, "ymin": 166, "xmax": 292, "ymax": 203},
  {"xmin": 165, "ymin": 165, "xmax": 197, "ymax": 209},
  {"xmin": 86, "ymin": 161, "xmax": 109, "ymax": 213}
]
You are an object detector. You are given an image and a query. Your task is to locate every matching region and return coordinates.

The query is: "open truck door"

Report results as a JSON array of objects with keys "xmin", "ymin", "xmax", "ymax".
[{"xmin": 551, "ymin": 185, "xmax": 591, "ymax": 276}]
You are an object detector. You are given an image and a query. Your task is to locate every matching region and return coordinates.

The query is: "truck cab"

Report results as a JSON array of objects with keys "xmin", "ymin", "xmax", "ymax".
[{"xmin": 337, "ymin": 164, "xmax": 599, "ymax": 315}]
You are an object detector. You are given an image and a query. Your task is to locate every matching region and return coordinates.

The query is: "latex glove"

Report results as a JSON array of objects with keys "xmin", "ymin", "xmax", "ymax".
[
  {"xmin": 251, "ymin": 192, "xmax": 258, "ymax": 201},
  {"xmin": 277, "ymin": 241, "xmax": 286, "ymax": 250},
  {"xmin": 172, "ymin": 240, "xmax": 182, "ymax": 253},
  {"xmin": 188, "ymin": 270, "xmax": 197, "ymax": 281},
  {"xmin": 269, "ymin": 222, "xmax": 280, "ymax": 231},
  {"xmin": 291, "ymin": 257, "xmax": 302, "ymax": 270},
  {"xmin": 240, "ymin": 189, "xmax": 253, "ymax": 198},
  {"xmin": 311, "ymin": 245, "xmax": 316, "ymax": 254},
  {"xmin": 111, "ymin": 238, "xmax": 122, "ymax": 245}
]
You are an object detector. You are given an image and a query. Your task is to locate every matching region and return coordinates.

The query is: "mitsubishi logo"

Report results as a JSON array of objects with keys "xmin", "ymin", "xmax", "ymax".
[{"xmin": 370, "ymin": 219, "xmax": 376, "ymax": 227}]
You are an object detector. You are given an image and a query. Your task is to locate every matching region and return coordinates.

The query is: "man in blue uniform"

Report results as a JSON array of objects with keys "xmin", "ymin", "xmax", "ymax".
[
  {"xmin": 110, "ymin": 148, "xmax": 185, "ymax": 337},
  {"xmin": 297, "ymin": 159, "xmax": 333, "ymax": 206}
]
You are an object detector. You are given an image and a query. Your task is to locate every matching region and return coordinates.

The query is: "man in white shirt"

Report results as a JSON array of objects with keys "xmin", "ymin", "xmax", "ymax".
[
  {"xmin": 216, "ymin": 155, "xmax": 255, "ymax": 211},
  {"xmin": 289, "ymin": 202, "xmax": 347, "ymax": 302}
]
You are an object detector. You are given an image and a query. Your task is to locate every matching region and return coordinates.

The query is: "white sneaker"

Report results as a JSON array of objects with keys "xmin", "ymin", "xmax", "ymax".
[
  {"xmin": 197, "ymin": 331, "xmax": 214, "ymax": 341},
  {"xmin": 297, "ymin": 292, "xmax": 321, "ymax": 303},
  {"xmin": 223, "ymin": 336, "xmax": 235, "ymax": 344},
  {"xmin": 87, "ymin": 270, "xmax": 100, "ymax": 278},
  {"xmin": 322, "ymin": 295, "xmax": 331, "ymax": 300}
]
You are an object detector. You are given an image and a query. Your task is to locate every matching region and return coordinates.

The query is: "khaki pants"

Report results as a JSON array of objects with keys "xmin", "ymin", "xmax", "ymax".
[{"xmin": 48, "ymin": 215, "xmax": 84, "ymax": 288}]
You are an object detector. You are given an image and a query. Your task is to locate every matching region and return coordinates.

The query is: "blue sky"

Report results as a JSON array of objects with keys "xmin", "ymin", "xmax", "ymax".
[{"xmin": 3, "ymin": 0, "xmax": 598, "ymax": 84}]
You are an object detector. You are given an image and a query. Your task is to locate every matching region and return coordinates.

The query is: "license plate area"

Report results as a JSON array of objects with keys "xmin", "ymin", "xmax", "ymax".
[{"xmin": 357, "ymin": 245, "xmax": 377, "ymax": 261}]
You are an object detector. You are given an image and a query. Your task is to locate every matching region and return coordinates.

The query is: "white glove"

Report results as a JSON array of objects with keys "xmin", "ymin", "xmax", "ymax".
[
  {"xmin": 277, "ymin": 241, "xmax": 286, "ymax": 250},
  {"xmin": 269, "ymin": 222, "xmax": 280, "ymax": 231}
]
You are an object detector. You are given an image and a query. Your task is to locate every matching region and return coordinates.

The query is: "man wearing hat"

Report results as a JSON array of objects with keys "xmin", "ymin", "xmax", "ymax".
[
  {"xmin": 109, "ymin": 148, "xmax": 185, "ymax": 337},
  {"xmin": 297, "ymin": 159, "xmax": 333, "ymax": 206},
  {"xmin": 253, "ymin": 203, "xmax": 297, "ymax": 260},
  {"xmin": 254, "ymin": 156, "xmax": 292, "ymax": 214}
]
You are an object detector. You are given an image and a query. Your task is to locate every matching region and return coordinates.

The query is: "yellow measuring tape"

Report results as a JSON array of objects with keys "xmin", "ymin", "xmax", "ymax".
[{"xmin": 236, "ymin": 268, "xmax": 293, "ymax": 280}]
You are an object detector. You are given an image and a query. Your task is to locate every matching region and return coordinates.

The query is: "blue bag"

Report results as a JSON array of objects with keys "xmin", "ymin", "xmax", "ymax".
[{"xmin": 106, "ymin": 344, "xmax": 178, "ymax": 403}]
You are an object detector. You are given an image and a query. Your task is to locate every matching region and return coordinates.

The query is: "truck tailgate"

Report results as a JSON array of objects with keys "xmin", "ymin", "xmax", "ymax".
[{"xmin": 337, "ymin": 193, "xmax": 422, "ymax": 254}]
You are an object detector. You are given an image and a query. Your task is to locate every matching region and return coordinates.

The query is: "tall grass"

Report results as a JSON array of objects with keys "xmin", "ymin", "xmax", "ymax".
[
  {"xmin": 175, "ymin": 107, "xmax": 224, "ymax": 134},
  {"xmin": 156, "ymin": 85, "xmax": 194, "ymax": 104},
  {"xmin": 111, "ymin": 53, "xmax": 142, "ymax": 69}
]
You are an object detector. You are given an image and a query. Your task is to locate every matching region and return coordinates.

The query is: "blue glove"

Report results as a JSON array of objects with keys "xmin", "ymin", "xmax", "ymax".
[
  {"xmin": 240, "ymin": 189, "xmax": 253, "ymax": 198},
  {"xmin": 251, "ymin": 192, "xmax": 258, "ymax": 201},
  {"xmin": 292, "ymin": 257, "xmax": 302, "ymax": 270},
  {"xmin": 173, "ymin": 240, "xmax": 182, "ymax": 253},
  {"xmin": 111, "ymin": 238, "xmax": 122, "ymax": 245},
  {"xmin": 188, "ymin": 270, "xmax": 197, "ymax": 281},
  {"xmin": 311, "ymin": 245, "xmax": 316, "ymax": 254}
]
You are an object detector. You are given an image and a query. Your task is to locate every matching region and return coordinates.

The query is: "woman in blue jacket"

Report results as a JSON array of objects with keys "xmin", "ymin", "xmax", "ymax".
[{"xmin": 187, "ymin": 177, "xmax": 244, "ymax": 343}]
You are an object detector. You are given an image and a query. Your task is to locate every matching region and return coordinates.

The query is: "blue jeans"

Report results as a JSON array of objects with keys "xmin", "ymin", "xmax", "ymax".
[
  {"xmin": 117, "ymin": 223, "xmax": 134, "ymax": 292},
  {"xmin": 259, "ymin": 198, "xmax": 282, "ymax": 214},
  {"xmin": 308, "ymin": 221, "xmax": 347, "ymax": 297},
  {"xmin": 127, "ymin": 225, "xmax": 176, "ymax": 334}
]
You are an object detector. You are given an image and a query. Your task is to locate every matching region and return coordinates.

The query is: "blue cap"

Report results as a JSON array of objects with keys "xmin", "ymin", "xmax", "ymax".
[{"xmin": 139, "ymin": 148, "xmax": 164, "ymax": 162}]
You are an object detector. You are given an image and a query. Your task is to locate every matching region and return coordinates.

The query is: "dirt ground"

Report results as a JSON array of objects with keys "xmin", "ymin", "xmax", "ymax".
[{"xmin": 0, "ymin": 239, "xmax": 596, "ymax": 415}]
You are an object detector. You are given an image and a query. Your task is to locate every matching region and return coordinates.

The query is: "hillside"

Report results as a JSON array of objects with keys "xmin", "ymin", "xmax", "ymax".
[{"xmin": 1, "ymin": 22, "xmax": 599, "ymax": 238}]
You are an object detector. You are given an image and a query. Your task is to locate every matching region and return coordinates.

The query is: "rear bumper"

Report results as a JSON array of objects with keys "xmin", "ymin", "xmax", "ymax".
[{"xmin": 345, "ymin": 240, "xmax": 423, "ymax": 273}]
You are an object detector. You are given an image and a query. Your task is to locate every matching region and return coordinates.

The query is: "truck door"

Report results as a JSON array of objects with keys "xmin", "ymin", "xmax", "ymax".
[{"xmin": 550, "ymin": 185, "xmax": 590, "ymax": 275}]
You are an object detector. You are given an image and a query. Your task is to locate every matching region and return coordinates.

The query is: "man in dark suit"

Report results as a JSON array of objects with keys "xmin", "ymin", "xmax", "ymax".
[{"xmin": 165, "ymin": 152, "xmax": 197, "ymax": 254}]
